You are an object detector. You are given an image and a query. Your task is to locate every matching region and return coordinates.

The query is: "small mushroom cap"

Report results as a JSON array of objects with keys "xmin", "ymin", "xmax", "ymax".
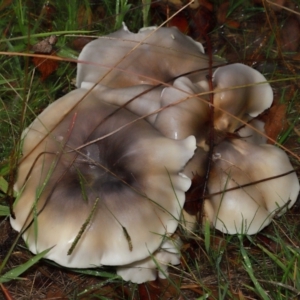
[
  {"xmin": 116, "ymin": 236, "xmax": 181, "ymax": 283},
  {"xmin": 11, "ymin": 88, "xmax": 196, "ymax": 268},
  {"xmin": 154, "ymin": 76, "xmax": 209, "ymax": 140},
  {"xmin": 204, "ymin": 139, "xmax": 299, "ymax": 234},
  {"xmin": 76, "ymin": 25, "xmax": 224, "ymax": 88},
  {"xmin": 237, "ymin": 119, "xmax": 267, "ymax": 144},
  {"xmin": 212, "ymin": 63, "xmax": 273, "ymax": 132}
]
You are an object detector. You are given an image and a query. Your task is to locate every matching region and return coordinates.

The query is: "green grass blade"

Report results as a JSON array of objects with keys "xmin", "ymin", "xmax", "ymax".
[
  {"xmin": 70, "ymin": 269, "xmax": 118, "ymax": 278},
  {"xmin": 0, "ymin": 247, "xmax": 53, "ymax": 283},
  {"xmin": 0, "ymin": 205, "xmax": 9, "ymax": 216},
  {"xmin": 257, "ymin": 243, "xmax": 287, "ymax": 271},
  {"xmin": 0, "ymin": 170, "xmax": 13, "ymax": 217},
  {"xmin": 0, "ymin": 30, "xmax": 93, "ymax": 43},
  {"xmin": 0, "ymin": 176, "xmax": 9, "ymax": 194},
  {"xmin": 204, "ymin": 219, "xmax": 211, "ymax": 254},
  {"xmin": 77, "ymin": 275, "xmax": 120, "ymax": 297},
  {"xmin": 239, "ymin": 237, "xmax": 270, "ymax": 300},
  {"xmin": 67, "ymin": 198, "xmax": 99, "ymax": 255}
]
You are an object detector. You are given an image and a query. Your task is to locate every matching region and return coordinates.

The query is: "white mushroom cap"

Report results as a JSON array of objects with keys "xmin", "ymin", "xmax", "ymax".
[
  {"xmin": 76, "ymin": 26, "xmax": 224, "ymax": 88},
  {"xmin": 154, "ymin": 76, "xmax": 209, "ymax": 140},
  {"xmin": 11, "ymin": 88, "xmax": 196, "ymax": 269},
  {"xmin": 116, "ymin": 236, "xmax": 182, "ymax": 283},
  {"xmin": 204, "ymin": 138, "xmax": 299, "ymax": 234},
  {"xmin": 212, "ymin": 63, "xmax": 273, "ymax": 132},
  {"xmin": 237, "ymin": 119, "xmax": 267, "ymax": 144}
]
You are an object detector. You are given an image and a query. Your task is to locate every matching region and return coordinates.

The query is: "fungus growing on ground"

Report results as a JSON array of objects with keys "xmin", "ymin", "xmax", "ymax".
[
  {"xmin": 76, "ymin": 25, "xmax": 298, "ymax": 238},
  {"xmin": 180, "ymin": 64, "xmax": 298, "ymax": 234},
  {"xmin": 10, "ymin": 25, "xmax": 299, "ymax": 284},
  {"xmin": 193, "ymin": 63, "xmax": 298, "ymax": 234},
  {"xmin": 11, "ymin": 88, "xmax": 196, "ymax": 283}
]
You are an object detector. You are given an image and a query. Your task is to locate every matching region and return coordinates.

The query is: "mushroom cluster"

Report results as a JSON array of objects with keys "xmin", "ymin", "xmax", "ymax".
[{"xmin": 11, "ymin": 24, "xmax": 299, "ymax": 283}]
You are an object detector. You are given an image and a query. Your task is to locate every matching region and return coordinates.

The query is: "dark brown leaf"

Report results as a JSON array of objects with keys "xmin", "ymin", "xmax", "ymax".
[
  {"xmin": 135, "ymin": 277, "xmax": 182, "ymax": 299},
  {"xmin": 138, "ymin": 281, "xmax": 160, "ymax": 300},
  {"xmin": 281, "ymin": 16, "xmax": 300, "ymax": 52},
  {"xmin": 184, "ymin": 173, "xmax": 204, "ymax": 215},
  {"xmin": 189, "ymin": 4, "xmax": 215, "ymax": 39},
  {"xmin": 217, "ymin": 2, "xmax": 229, "ymax": 25},
  {"xmin": 0, "ymin": 0, "xmax": 12, "ymax": 12},
  {"xmin": 72, "ymin": 37, "xmax": 94, "ymax": 51},
  {"xmin": 264, "ymin": 103, "xmax": 288, "ymax": 144},
  {"xmin": 32, "ymin": 52, "xmax": 59, "ymax": 81},
  {"xmin": 46, "ymin": 286, "xmax": 68, "ymax": 300},
  {"xmin": 167, "ymin": 14, "xmax": 190, "ymax": 34},
  {"xmin": 225, "ymin": 19, "xmax": 240, "ymax": 28}
]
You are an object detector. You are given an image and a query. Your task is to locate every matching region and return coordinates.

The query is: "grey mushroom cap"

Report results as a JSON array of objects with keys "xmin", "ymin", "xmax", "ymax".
[
  {"xmin": 154, "ymin": 76, "xmax": 209, "ymax": 140},
  {"xmin": 212, "ymin": 63, "xmax": 273, "ymax": 132},
  {"xmin": 76, "ymin": 25, "xmax": 224, "ymax": 88},
  {"xmin": 11, "ymin": 88, "xmax": 196, "ymax": 269},
  {"xmin": 204, "ymin": 138, "xmax": 299, "ymax": 234}
]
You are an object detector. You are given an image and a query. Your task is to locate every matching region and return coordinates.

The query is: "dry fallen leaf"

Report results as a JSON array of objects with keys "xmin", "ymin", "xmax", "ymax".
[
  {"xmin": 264, "ymin": 103, "xmax": 288, "ymax": 144},
  {"xmin": 31, "ymin": 36, "xmax": 59, "ymax": 81},
  {"xmin": 217, "ymin": 1, "xmax": 229, "ymax": 25},
  {"xmin": 184, "ymin": 173, "xmax": 204, "ymax": 215},
  {"xmin": 32, "ymin": 52, "xmax": 59, "ymax": 81},
  {"xmin": 281, "ymin": 15, "xmax": 300, "ymax": 52},
  {"xmin": 138, "ymin": 278, "xmax": 180, "ymax": 300},
  {"xmin": 0, "ymin": 0, "xmax": 12, "ymax": 12},
  {"xmin": 46, "ymin": 286, "xmax": 68, "ymax": 300},
  {"xmin": 72, "ymin": 37, "xmax": 94, "ymax": 51},
  {"xmin": 167, "ymin": 13, "xmax": 190, "ymax": 34}
]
